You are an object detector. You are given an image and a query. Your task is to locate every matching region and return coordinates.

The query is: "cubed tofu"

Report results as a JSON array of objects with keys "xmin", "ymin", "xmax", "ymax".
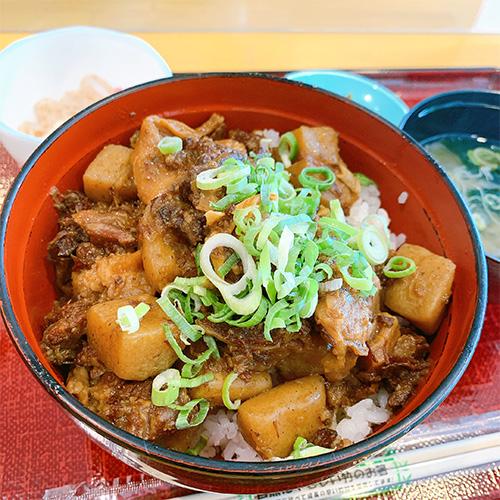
[
  {"xmin": 237, "ymin": 375, "xmax": 327, "ymax": 459},
  {"xmin": 384, "ymin": 244, "xmax": 456, "ymax": 334},
  {"xmin": 190, "ymin": 371, "xmax": 272, "ymax": 405},
  {"xmin": 141, "ymin": 232, "xmax": 194, "ymax": 292},
  {"xmin": 83, "ymin": 144, "xmax": 136, "ymax": 202},
  {"xmin": 87, "ymin": 294, "xmax": 179, "ymax": 380}
]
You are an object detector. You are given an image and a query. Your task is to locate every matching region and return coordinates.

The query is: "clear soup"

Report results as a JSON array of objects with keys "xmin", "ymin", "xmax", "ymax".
[{"xmin": 425, "ymin": 134, "xmax": 499, "ymax": 260}]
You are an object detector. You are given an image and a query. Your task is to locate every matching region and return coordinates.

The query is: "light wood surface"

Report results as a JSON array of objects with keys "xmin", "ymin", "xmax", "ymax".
[
  {"xmin": 0, "ymin": 33, "xmax": 498, "ymax": 72},
  {"xmin": 0, "ymin": 0, "xmax": 487, "ymax": 33}
]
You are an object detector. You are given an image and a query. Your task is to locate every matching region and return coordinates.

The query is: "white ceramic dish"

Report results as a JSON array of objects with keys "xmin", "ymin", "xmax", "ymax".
[{"xmin": 0, "ymin": 26, "xmax": 172, "ymax": 165}]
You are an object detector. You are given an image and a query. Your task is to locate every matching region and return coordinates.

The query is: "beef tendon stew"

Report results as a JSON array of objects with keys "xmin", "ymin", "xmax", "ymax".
[{"xmin": 41, "ymin": 114, "xmax": 456, "ymax": 461}]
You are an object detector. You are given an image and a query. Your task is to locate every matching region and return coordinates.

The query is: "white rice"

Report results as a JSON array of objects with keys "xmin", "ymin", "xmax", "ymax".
[
  {"xmin": 347, "ymin": 184, "xmax": 406, "ymax": 250},
  {"xmin": 198, "ymin": 390, "xmax": 390, "ymax": 460},
  {"xmin": 199, "ymin": 410, "xmax": 262, "ymax": 461},
  {"xmin": 398, "ymin": 191, "xmax": 409, "ymax": 204},
  {"xmin": 333, "ymin": 389, "xmax": 390, "ymax": 443}
]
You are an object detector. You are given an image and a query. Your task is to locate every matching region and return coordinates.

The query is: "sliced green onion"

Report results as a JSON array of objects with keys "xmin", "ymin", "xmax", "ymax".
[
  {"xmin": 354, "ymin": 172, "xmax": 376, "ymax": 187},
  {"xmin": 177, "ymin": 373, "xmax": 214, "ymax": 388},
  {"xmin": 278, "ymin": 131, "xmax": 298, "ymax": 166},
  {"xmin": 151, "ymin": 369, "xmax": 181, "ymax": 406},
  {"xmin": 222, "ymin": 372, "xmax": 241, "ymax": 410},
  {"xmin": 383, "ymin": 256, "xmax": 417, "ymax": 278},
  {"xmin": 158, "ymin": 136, "xmax": 183, "ymax": 155},
  {"xmin": 200, "ymin": 233, "xmax": 262, "ymax": 316},
  {"xmin": 196, "ymin": 158, "xmax": 250, "ymax": 190},
  {"xmin": 357, "ymin": 226, "xmax": 389, "ymax": 265},
  {"xmin": 116, "ymin": 303, "xmax": 149, "ymax": 334},
  {"xmin": 187, "ymin": 435, "xmax": 208, "ymax": 456},
  {"xmin": 116, "ymin": 305, "xmax": 139, "ymax": 333},
  {"xmin": 203, "ymin": 335, "xmax": 221, "ymax": 359},
  {"xmin": 134, "ymin": 302, "xmax": 150, "ymax": 319},
  {"xmin": 164, "ymin": 325, "xmax": 217, "ymax": 367},
  {"xmin": 234, "ymin": 206, "xmax": 262, "ymax": 234},
  {"xmin": 157, "ymin": 289, "xmax": 204, "ymax": 343},
  {"xmin": 225, "ymin": 297, "xmax": 269, "ymax": 327},
  {"xmin": 181, "ymin": 362, "xmax": 203, "ymax": 378},
  {"xmin": 314, "ymin": 262, "xmax": 333, "ymax": 281},
  {"xmin": 171, "ymin": 398, "xmax": 210, "ymax": 430},
  {"xmin": 298, "ymin": 166, "xmax": 336, "ymax": 191},
  {"xmin": 467, "ymin": 147, "xmax": 500, "ymax": 168},
  {"xmin": 297, "ymin": 278, "xmax": 319, "ymax": 317},
  {"xmin": 329, "ymin": 199, "xmax": 345, "ymax": 222},
  {"xmin": 210, "ymin": 190, "xmax": 256, "ymax": 211},
  {"xmin": 340, "ymin": 264, "xmax": 373, "ymax": 292},
  {"xmin": 263, "ymin": 299, "xmax": 289, "ymax": 341},
  {"xmin": 319, "ymin": 217, "xmax": 358, "ymax": 238},
  {"xmin": 217, "ymin": 252, "xmax": 241, "ymax": 278},
  {"xmin": 292, "ymin": 436, "xmax": 332, "ymax": 459}
]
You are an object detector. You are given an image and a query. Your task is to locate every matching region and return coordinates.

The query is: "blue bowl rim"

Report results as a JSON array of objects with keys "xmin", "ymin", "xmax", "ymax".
[
  {"xmin": 0, "ymin": 73, "xmax": 488, "ymax": 477},
  {"xmin": 400, "ymin": 88, "xmax": 500, "ymax": 130},
  {"xmin": 285, "ymin": 69, "xmax": 409, "ymax": 123}
]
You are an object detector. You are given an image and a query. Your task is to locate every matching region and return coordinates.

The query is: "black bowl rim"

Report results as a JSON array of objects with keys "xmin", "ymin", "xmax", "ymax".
[
  {"xmin": 0, "ymin": 73, "xmax": 488, "ymax": 477},
  {"xmin": 400, "ymin": 88, "xmax": 500, "ymax": 264}
]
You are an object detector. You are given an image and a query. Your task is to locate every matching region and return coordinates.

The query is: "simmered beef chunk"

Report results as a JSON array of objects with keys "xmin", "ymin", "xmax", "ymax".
[
  {"xmin": 385, "ymin": 368, "xmax": 427, "ymax": 409},
  {"xmin": 41, "ymin": 299, "xmax": 91, "ymax": 365},
  {"xmin": 359, "ymin": 313, "xmax": 401, "ymax": 372},
  {"xmin": 195, "ymin": 113, "xmax": 226, "ymax": 138},
  {"xmin": 390, "ymin": 331, "xmax": 429, "ymax": 369},
  {"xmin": 326, "ymin": 375, "xmax": 379, "ymax": 410},
  {"xmin": 199, "ymin": 319, "xmax": 313, "ymax": 374},
  {"xmin": 358, "ymin": 332, "xmax": 430, "ymax": 410},
  {"xmin": 73, "ymin": 242, "xmax": 108, "ymax": 270},
  {"xmin": 315, "ymin": 287, "xmax": 378, "ymax": 381},
  {"xmin": 140, "ymin": 196, "xmax": 199, "ymax": 291},
  {"xmin": 288, "ymin": 126, "xmax": 361, "ymax": 210},
  {"xmin": 50, "ymin": 188, "xmax": 93, "ymax": 217},
  {"xmin": 48, "ymin": 219, "xmax": 89, "ymax": 260},
  {"xmin": 131, "ymin": 115, "xmax": 243, "ymax": 204},
  {"xmin": 311, "ymin": 428, "xmax": 339, "ymax": 449},
  {"xmin": 72, "ymin": 207, "xmax": 138, "ymax": 248},
  {"xmin": 228, "ymin": 129, "xmax": 262, "ymax": 154},
  {"xmin": 149, "ymin": 194, "xmax": 205, "ymax": 246},
  {"xmin": 67, "ymin": 368, "xmax": 185, "ymax": 440},
  {"xmin": 47, "ymin": 219, "xmax": 89, "ymax": 295}
]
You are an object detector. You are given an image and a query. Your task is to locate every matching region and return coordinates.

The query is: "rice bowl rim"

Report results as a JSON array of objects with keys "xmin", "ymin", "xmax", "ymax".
[{"xmin": 0, "ymin": 73, "xmax": 487, "ymax": 476}]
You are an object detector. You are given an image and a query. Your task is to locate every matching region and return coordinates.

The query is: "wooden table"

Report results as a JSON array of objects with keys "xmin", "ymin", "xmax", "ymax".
[{"xmin": 1, "ymin": 33, "xmax": 499, "ymax": 72}]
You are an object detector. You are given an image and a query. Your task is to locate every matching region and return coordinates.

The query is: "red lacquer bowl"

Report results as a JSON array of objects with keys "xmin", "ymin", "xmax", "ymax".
[{"xmin": 0, "ymin": 75, "xmax": 487, "ymax": 493}]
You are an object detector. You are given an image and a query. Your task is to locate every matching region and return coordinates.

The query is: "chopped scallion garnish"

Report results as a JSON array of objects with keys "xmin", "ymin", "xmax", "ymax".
[
  {"xmin": 222, "ymin": 372, "xmax": 241, "ymax": 410},
  {"xmin": 383, "ymin": 256, "xmax": 417, "ymax": 278},
  {"xmin": 291, "ymin": 436, "xmax": 332, "ymax": 459},
  {"xmin": 298, "ymin": 166, "xmax": 336, "ymax": 191},
  {"xmin": 158, "ymin": 136, "xmax": 183, "ymax": 155},
  {"xmin": 354, "ymin": 172, "xmax": 377, "ymax": 187},
  {"xmin": 278, "ymin": 131, "xmax": 298, "ymax": 167},
  {"xmin": 116, "ymin": 302, "xmax": 150, "ymax": 334},
  {"xmin": 170, "ymin": 398, "xmax": 210, "ymax": 430}
]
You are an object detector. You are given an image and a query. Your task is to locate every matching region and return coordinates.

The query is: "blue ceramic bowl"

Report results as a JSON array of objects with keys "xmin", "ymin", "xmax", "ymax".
[
  {"xmin": 401, "ymin": 89, "xmax": 500, "ymax": 302},
  {"xmin": 286, "ymin": 70, "xmax": 408, "ymax": 126}
]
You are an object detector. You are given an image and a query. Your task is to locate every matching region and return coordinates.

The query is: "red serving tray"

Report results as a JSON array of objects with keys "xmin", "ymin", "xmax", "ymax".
[{"xmin": 0, "ymin": 68, "xmax": 498, "ymax": 498}]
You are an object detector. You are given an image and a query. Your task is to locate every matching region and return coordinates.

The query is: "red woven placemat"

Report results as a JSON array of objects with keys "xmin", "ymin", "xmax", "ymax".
[{"xmin": 0, "ymin": 69, "xmax": 498, "ymax": 498}]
